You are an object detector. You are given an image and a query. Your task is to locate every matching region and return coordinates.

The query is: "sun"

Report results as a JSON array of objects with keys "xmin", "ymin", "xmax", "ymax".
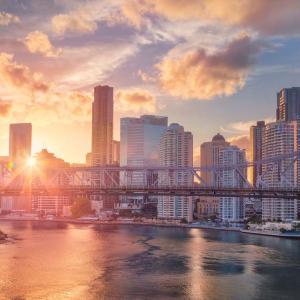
[{"xmin": 27, "ymin": 156, "xmax": 36, "ymax": 167}]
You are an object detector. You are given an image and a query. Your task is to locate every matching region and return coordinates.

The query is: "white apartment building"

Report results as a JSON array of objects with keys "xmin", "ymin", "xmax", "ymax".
[
  {"xmin": 219, "ymin": 146, "xmax": 246, "ymax": 222},
  {"xmin": 157, "ymin": 123, "xmax": 193, "ymax": 222},
  {"xmin": 262, "ymin": 121, "xmax": 300, "ymax": 221}
]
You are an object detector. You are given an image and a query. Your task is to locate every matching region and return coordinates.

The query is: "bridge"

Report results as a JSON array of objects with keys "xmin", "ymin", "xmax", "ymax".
[{"xmin": 0, "ymin": 151, "xmax": 299, "ymax": 199}]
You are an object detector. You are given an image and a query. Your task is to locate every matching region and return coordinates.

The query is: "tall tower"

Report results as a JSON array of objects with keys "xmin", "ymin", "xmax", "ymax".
[
  {"xmin": 9, "ymin": 123, "xmax": 32, "ymax": 167},
  {"xmin": 200, "ymin": 133, "xmax": 229, "ymax": 186},
  {"xmin": 9, "ymin": 123, "xmax": 32, "ymax": 211},
  {"xmin": 158, "ymin": 123, "xmax": 193, "ymax": 222},
  {"xmin": 119, "ymin": 115, "xmax": 167, "ymax": 207},
  {"xmin": 262, "ymin": 121, "xmax": 300, "ymax": 221},
  {"xmin": 197, "ymin": 134, "xmax": 229, "ymax": 219},
  {"xmin": 219, "ymin": 146, "xmax": 246, "ymax": 222},
  {"xmin": 249, "ymin": 121, "xmax": 265, "ymax": 186},
  {"xmin": 277, "ymin": 87, "xmax": 300, "ymax": 122},
  {"xmin": 92, "ymin": 85, "xmax": 113, "ymax": 166},
  {"xmin": 120, "ymin": 115, "xmax": 168, "ymax": 168}
]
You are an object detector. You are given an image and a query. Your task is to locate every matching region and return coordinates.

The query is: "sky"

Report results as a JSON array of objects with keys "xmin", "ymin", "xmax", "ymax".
[{"xmin": 1, "ymin": 0, "xmax": 300, "ymax": 163}]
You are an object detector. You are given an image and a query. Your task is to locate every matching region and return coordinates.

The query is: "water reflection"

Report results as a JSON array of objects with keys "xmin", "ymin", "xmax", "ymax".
[{"xmin": 0, "ymin": 222, "xmax": 300, "ymax": 300}]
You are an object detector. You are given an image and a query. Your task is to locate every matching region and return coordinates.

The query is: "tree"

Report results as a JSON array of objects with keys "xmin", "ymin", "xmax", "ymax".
[
  {"xmin": 71, "ymin": 197, "xmax": 92, "ymax": 219},
  {"xmin": 180, "ymin": 218, "xmax": 188, "ymax": 224}
]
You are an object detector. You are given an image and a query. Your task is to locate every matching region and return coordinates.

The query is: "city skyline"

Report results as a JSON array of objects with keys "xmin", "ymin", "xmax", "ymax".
[
  {"xmin": 1, "ymin": 3, "xmax": 300, "ymax": 300},
  {"xmin": 1, "ymin": 1, "xmax": 300, "ymax": 162}
]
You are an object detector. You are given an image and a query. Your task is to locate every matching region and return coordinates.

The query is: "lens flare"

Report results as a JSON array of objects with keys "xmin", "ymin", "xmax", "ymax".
[{"xmin": 27, "ymin": 157, "xmax": 36, "ymax": 167}]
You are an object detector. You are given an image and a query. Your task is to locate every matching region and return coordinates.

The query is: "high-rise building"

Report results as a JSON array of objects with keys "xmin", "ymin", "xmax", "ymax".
[
  {"xmin": 120, "ymin": 115, "xmax": 168, "ymax": 185},
  {"xmin": 112, "ymin": 140, "xmax": 120, "ymax": 165},
  {"xmin": 198, "ymin": 134, "xmax": 229, "ymax": 219},
  {"xmin": 86, "ymin": 152, "xmax": 92, "ymax": 166},
  {"xmin": 92, "ymin": 85, "xmax": 113, "ymax": 166},
  {"xmin": 219, "ymin": 145, "xmax": 246, "ymax": 222},
  {"xmin": 119, "ymin": 115, "xmax": 167, "ymax": 211},
  {"xmin": 277, "ymin": 87, "xmax": 300, "ymax": 122},
  {"xmin": 8, "ymin": 123, "xmax": 32, "ymax": 211},
  {"xmin": 120, "ymin": 115, "xmax": 168, "ymax": 167},
  {"xmin": 9, "ymin": 123, "xmax": 32, "ymax": 167},
  {"xmin": 157, "ymin": 123, "xmax": 193, "ymax": 222},
  {"xmin": 262, "ymin": 121, "xmax": 300, "ymax": 221},
  {"xmin": 31, "ymin": 149, "xmax": 70, "ymax": 215},
  {"xmin": 200, "ymin": 133, "xmax": 230, "ymax": 186},
  {"xmin": 249, "ymin": 121, "xmax": 265, "ymax": 186}
]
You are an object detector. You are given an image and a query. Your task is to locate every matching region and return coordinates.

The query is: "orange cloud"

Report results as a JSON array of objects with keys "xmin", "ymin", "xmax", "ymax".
[
  {"xmin": 116, "ymin": 88, "xmax": 156, "ymax": 113},
  {"xmin": 52, "ymin": 11, "xmax": 97, "ymax": 36},
  {"xmin": 228, "ymin": 135, "xmax": 250, "ymax": 160},
  {"xmin": 0, "ymin": 99, "xmax": 12, "ymax": 116},
  {"xmin": 157, "ymin": 35, "xmax": 262, "ymax": 100},
  {"xmin": 121, "ymin": 0, "xmax": 300, "ymax": 35},
  {"xmin": 0, "ymin": 52, "xmax": 49, "ymax": 93},
  {"xmin": 0, "ymin": 52, "xmax": 92, "ymax": 124},
  {"xmin": 0, "ymin": 11, "xmax": 20, "ymax": 26},
  {"xmin": 24, "ymin": 31, "xmax": 62, "ymax": 57}
]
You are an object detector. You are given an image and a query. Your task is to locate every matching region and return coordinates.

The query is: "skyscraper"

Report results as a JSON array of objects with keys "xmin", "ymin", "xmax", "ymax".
[
  {"xmin": 198, "ymin": 134, "xmax": 229, "ymax": 219},
  {"xmin": 120, "ymin": 115, "xmax": 168, "ymax": 175},
  {"xmin": 92, "ymin": 85, "xmax": 113, "ymax": 166},
  {"xmin": 219, "ymin": 145, "xmax": 246, "ymax": 222},
  {"xmin": 112, "ymin": 140, "xmax": 120, "ymax": 165},
  {"xmin": 262, "ymin": 121, "xmax": 300, "ymax": 221},
  {"xmin": 8, "ymin": 123, "xmax": 32, "ymax": 211},
  {"xmin": 249, "ymin": 121, "xmax": 265, "ymax": 186},
  {"xmin": 119, "ymin": 115, "xmax": 168, "ymax": 208},
  {"xmin": 158, "ymin": 123, "xmax": 193, "ymax": 222},
  {"xmin": 200, "ymin": 133, "xmax": 230, "ymax": 186},
  {"xmin": 277, "ymin": 87, "xmax": 300, "ymax": 122},
  {"xmin": 9, "ymin": 123, "xmax": 32, "ymax": 167}
]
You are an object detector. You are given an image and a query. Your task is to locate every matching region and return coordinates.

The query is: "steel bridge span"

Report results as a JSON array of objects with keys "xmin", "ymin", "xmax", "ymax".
[
  {"xmin": 1, "ymin": 151, "xmax": 300, "ymax": 199},
  {"xmin": 1, "ymin": 186, "xmax": 299, "ymax": 199}
]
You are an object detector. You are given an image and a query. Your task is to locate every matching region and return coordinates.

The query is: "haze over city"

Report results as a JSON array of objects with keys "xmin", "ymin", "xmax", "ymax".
[{"xmin": 1, "ymin": 0, "xmax": 300, "ymax": 162}]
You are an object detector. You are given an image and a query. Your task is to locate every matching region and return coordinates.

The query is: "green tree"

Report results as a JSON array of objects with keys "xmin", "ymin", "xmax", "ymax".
[{"xmin": 71, "ymin": 197, "xmax": 92, "ymax": 219}]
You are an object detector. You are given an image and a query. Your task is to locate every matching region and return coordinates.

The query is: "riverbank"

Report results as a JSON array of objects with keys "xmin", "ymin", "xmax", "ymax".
[
  {"xmin": 240, "ymin": 229, "xmax": 300, "ymax": 239},
  {"xmin": 1, "ymin": 217, "xmax": 300, "ymax": 239}
]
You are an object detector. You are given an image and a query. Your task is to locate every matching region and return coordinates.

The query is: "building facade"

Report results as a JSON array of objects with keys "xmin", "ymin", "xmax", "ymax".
[
  {"xmin": 219, "ymin": 146, "xmax": 246, "ymax": 222},
  {"xmin": 262, "ymin": 121, "xmax": 300, "ymax": 221},
  {"xmin": 157, "ymin": 123, "xmax": 193, "ymax": 222},
  {"xmin": 119, "ymin": 115, "xmax": 168, "ymax": 209},
  {"xmin": 249, "ymin": 121, "xmax": 265, "ymax": 186},
  {"xmin": 9, "ymin": 123, "xmax": 32, "ymax": 167},
  {"xmin": 198, "ymin": 134, "xmax": 229, "ymax": 219},
  {"xmin": 91, "ymin": 85, "xmax": 113, "ymax": 166},
  {"xmin": 31, "ymin": 149, "xmax": 71, "ymax": 215},
  {"xmin": 277, "ymin": 87, "xmax": 300, "ymax": 122},
  {"xmin": 112, "ymin": 140, "xmax": 120, "ymax": 165}
]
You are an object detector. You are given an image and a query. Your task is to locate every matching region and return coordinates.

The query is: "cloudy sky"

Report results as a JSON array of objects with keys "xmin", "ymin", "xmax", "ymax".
[{"xmin": 1, "ymin": 0, "xmax": 300, "ymax": 163}]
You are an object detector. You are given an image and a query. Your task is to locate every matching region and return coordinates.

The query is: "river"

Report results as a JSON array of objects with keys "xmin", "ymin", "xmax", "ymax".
[{"xmin": 0, "ymin": 221, "xmax": 299, "ymax": 300}]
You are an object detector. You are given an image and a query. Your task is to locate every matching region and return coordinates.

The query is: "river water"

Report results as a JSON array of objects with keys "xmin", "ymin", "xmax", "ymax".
[{"xmin": 0, "ymin": 221, "xmax": 299, "ymax": 300}]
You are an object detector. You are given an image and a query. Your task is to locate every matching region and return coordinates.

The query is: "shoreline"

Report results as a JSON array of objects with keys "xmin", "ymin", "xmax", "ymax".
[{"xmin": 1, "ymin": 217, "xmax": 300, "ymax": 239}]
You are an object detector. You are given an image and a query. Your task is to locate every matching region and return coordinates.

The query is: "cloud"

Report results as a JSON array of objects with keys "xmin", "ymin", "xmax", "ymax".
[
  {"xmin": 120, "ymin": 0, "xmax": 300, "ymax": 35},
  {"xmin": 24, "ymin": 31, "xmax": 62, "ymax": 57},
  {"xmin": 52, "ymin": 11, "xmax": 97, "ymax": 36},
  {"xmin": 0, "ymin": 99, "xmax": 12, "ymax": 116},
  {"xmin": 156, "ymin": 35, "xmax": 263, "ymax": 100},
  {"xmin": 0, "ymin": 52, "xmax": 92, "ymax": 124},
  {"xmin": 116, "ymin": 88, "xmax": 156, "ymax": 113},
  {"xmin": 222, "ymin": 117, "xmax": 275, "ymax": 134},
  {"xmin": 0, "ymin": 52, "xmax": 49, "ymax": 93},
  {"xmin": 0, "ymin": 11, "xmax": 20, "ymax": 26},
  {"xmin": 228, "ymin": 135, "xmax": 250, "ymax": 159},
  {"xmin": 138, "ymin": 69, "xmax": 156, "ymax": 83}
]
